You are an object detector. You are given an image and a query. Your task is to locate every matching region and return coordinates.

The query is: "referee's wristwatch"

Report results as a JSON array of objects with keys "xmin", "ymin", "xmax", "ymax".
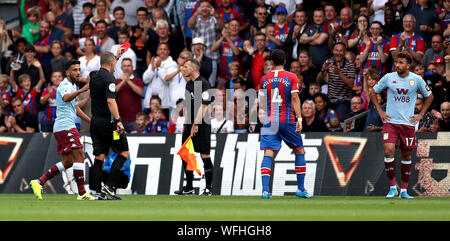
[{"xmin": 112, "ymin": 118, "xmax": 122, "ymax": 126}]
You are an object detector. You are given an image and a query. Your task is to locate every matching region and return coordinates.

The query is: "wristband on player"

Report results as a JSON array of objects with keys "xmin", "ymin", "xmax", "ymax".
[{"xmin": 298, "ymin": 117, "xmax": 302, "ymax": 122}]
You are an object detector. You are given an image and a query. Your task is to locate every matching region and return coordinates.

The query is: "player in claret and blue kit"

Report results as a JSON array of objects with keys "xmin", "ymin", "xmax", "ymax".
[
  {"xmin": 258, "ymin": 49, "xmax": 311, "ymax": 199},
  {"xmin": 367, "ymin": 52, "xmax": 433, "ymax": 199}
]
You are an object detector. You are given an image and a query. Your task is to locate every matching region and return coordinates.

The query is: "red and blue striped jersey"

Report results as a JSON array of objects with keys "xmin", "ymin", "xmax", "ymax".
[
  {"xmin": 1, "ymin": 90, "xmax": 12, "ymax": 115},
  {"xmin": 259, "ymin": 70, "xmax": 300, "ymax": 123},
  {"xmin": 217, "ymin": 4, "xmax": 248, "ymax": 26},
  {"xmin": 41, "ymin": 86, "xmax": 57, "ymax": 122},
  {"xmin": 275, "ymin": 22, "xmax": 294, "ymax": 43},
  {"xmin": 389, "ymin": 33, "xmax": 425, "ymax": 71},
  {"xmin": 219, "ymin": 36, "xmax": 244, "ymax": 79},
  {"xmin": 360, "ymin": 38, "xmax": 390, "ymax": 75},
  {"xmin": 15, "ymin": 88, "xmax": 39, "ymax": 115}
]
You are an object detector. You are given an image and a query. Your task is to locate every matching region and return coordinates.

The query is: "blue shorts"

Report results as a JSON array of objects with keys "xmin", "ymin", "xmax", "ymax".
[{"xmin": 260, "ymin": 122, "xmax": 304, "ymax": 150}]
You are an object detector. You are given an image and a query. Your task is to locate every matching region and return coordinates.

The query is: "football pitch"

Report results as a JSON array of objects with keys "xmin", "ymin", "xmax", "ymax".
[{"xmin": 1, "ymin": 194, "xmax": 450, "ymax": 221}]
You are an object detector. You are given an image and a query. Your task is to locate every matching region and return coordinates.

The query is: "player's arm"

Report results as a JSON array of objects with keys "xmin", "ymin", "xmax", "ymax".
[
  {"xmin": 63, "ymin": 83, "xmax": 89, "ymax": 102},
  {"xmin": 369, "ymin": 75, "xmax": 391, "ymax": 122},
  {"xmin": 291, "ymin": 91, "xmax": 302, "ymax": 133},
  {"xmin": 76, "ymin": 105, "xmax": 91, "ymax": 124},
  {"xmin": 107, "ymin": 97, "xmax": 124, "ymax": 132}
]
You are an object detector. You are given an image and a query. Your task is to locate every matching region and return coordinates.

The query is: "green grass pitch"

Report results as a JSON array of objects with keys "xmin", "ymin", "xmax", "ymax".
[{"xmin": 1, "ymin": 194, "xmax": 449, "ymax": 221}]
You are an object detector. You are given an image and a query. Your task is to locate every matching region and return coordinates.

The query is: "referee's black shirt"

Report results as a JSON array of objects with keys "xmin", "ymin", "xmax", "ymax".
[
  {"xmin": 185, "ymin": 75, "xmax": 211, "ymax": 125},
  {"xmin": 89, "ymin": 68, "xmax": 116, "ymax": 119}
]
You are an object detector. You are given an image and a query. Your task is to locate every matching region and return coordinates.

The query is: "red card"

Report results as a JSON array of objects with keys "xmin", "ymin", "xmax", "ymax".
[{"xmin": 121, "ymin": 41, "xmax": 131, "ymax": 52}]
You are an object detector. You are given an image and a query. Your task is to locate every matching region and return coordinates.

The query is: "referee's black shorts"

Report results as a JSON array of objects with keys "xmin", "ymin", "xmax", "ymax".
[
  {"xmin": 90, "ymin": 116, "xmax": 129, "ymax": 156},
  {"xmin": 182, "ymin": 124, "xmax": 211, "ymax": 155}
]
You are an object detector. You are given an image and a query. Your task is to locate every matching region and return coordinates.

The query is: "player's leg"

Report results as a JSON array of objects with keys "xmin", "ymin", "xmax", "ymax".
[
  {"xmin": 382, "ymin": 123, "xmax": 400, "ymax": 199},
  {"xmin": 398, "ymin": 125, "xmax": 416, "ymax": 199},
  {"xmin": 278, "ymin": 123, "xmax": 312, "ymax": 198},
  {"xmin": 261, "ymin": 149, "xmax": 275, "ymax": 199},
  {"xmin": 383, "ymin": 143, "xmax": 398, "ymax": 198},
  {"xmin": 71, "ymin": 148, "xmax": 95, "ymax": 200}
]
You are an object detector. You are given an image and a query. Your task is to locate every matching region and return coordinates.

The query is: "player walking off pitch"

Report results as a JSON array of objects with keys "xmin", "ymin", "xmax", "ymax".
[
  {"xmin": 30, "ymin": 60, "xmax": 95, "ymax": 201},
  {"xmin": 367, "ymin": 52, "xmax": 433, "ymax": 199}
]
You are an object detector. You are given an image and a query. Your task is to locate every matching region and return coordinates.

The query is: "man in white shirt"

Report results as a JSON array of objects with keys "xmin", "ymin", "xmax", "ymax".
[
  {"xmin": 110, "ymin": 30, "xmax": 137, "ymax": 79},
  {"xmin": 142, "ymin": 42, "xmax": 178, "ymax": 118}
]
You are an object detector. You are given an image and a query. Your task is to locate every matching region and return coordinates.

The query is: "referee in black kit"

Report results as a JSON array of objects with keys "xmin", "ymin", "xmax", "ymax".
[
  {"xmin": 175, "ymin": 58, "xmax": 214, "ymax": 196},
  {"xmin": 89, "ymin": 50, "xmax": 130, "ymax": 200}
]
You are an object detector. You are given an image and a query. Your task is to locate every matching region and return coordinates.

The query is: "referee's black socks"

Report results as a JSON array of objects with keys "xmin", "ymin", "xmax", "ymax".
[
  {"xmin": 203, "ymin": 157, "xmax": 213, "ymax": 190},
  {"xmin": 90, "ymin": 159, "xmax": 104, "ymax": 193},
  {"xmin": 105, "ymin": 154, "xmax": 127, "ymax": 188}
]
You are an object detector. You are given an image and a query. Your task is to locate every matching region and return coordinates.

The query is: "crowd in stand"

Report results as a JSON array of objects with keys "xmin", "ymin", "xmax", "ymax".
[{"xmin": 0, "ymin": 0, "xmax": 450, "ymax": 134}]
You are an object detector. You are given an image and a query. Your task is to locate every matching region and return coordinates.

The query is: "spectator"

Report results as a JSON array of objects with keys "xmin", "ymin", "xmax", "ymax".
[
  {"xmin": 188, "ymin": 0, "xmax": 223, "ymax": 87},
  {"xmin": 402, "ymin": 0, "xmax": 441, "ymax": 48},
  {"xmin": 216, "ymin": 0, "xmax": 249, "ymax": 33},
  {"xmin": 233, "ymin": 89, "xmax": 249, "ymax": 133},
  {"xmin": 212, "ymin": 18, "xmax": 244, "ymax": 85},
  {"xmin": 273, "ymin": 6, "xmax": 293, "ymax": 46},
  {"xmin": 211, "ymin": 103, "xmax": 234, "ymax": 133},
  {"xmin": 352, "ymin": 54, "xmax": 363, "ymax": 96},
  {"xmin": 329, "ymin": 117, "xmax": 343, "ymax": 132},
  {"xmin": 298, "ymin": 50, "xmax": 320, "ymax": 92},
  {"xmin": 95, "ymin": 20, "xmax": 116, "ymax": 55},
  {"xmin": 385, "ymin": 0, "xmax": 405, "ymax": 22},
  {"xmin": 242, "ymin": 32, "xmax": 270, "ymax": 90},
  {"xmin": 362, "ymin": 66, "xmax": 380, "ymax": 110},
  {"xmin": 383, "ymin": 4, "xmax": 403, "ymax": 41},
  {"xmin": 359, "ymin": 21, "xmax": 389, "ymax": 76},
  {"xmin": 250, "ymin": 5, "xmax": 271, "ymax": 37},
  {"xmin": 144, "ymin": 0, "xmax": 158, "ymax": 21},
  {"xmin": 437, "ymin": 101, "xmax": 450, "ymax": 131},
  {"xmin": 301, "ymin": 99, "xmax": 328, "ymax": 132},
  {"xmin": 389, "ymin": 14, "xmax": 426, "ymax": 64},
  {"xmin": 363, "ymin": 82, "xmax": 386, "ymax": 132},
  {"xmin": 134, "ymin": 112, "xmax": 148, "ymax": 133},
  {"xmin": 9, "ymin": 62, "xmax": 46, "ymax": 116},
  {"xmin": 12, "ymin": 45, "xmax": 42, "ymax": 88},
  {"xmin": 78, "ymin": 38, "xmax": 100, "ymax": 83},
  {"xmin": 3, "ymin": 37, "xmax": 27, "ymax": 76},
  {"xmin": 77, "ymin": 22, "xmax": 101, "ymax": 56},
  {"xmin": 0, "ymin": 106, "xmax": 6, "ymax": 132},
  {"xmin": 359, "ymin": 4, "xmax": 370, "ymax": 18},
  {"xmin": 21, "ymin": 6, "xmax": 41, "ymax": 45},
  {"xmin": 266, "ymin": 0, "xmax": 303, "ymax": 23},
  {"xmin": 168, "ymin": 98, "xmax": 185, "ymax": 133},
  {"xmin": 0, "ymin": 74, "xmax": 12, "ymax": 116},
  {"xmin": 192, "ymin": 37, "xmax": 212, "ymax": 81},
  {"xmin": 50, "ymin": 40, "xmax": 67, "ymax": 74},
  {"xmin": 39, "ymin": 71, "xmax": 63, "ymax": 132},
  {"xmin": 145, "ymin": 105, "xmax": 168, "ymax": 133},
  {"xmin": 300, "ymin": 8, "xmax": 330, "ymax": 70},
  {"xmin": 90, "ymin": 0, "xmax": 112, "ymax": 26},
  {"xmin": 131, "ymin": 7, "xmax": 152, "ymax": 78},
  {"xmin": 344, "ymin": 95, "xmax": 367, "ymax": 132},
  {"xmin": 107, "ymin": 6, "xmax": 129, "ymax": 43},
  {"xmin": 284, "ymin": 9, "xmax": 308, "ymax": 61},
  {"xmin": 72, "ymin": 0, "xmax": 91, "ymax": 36},
  {"xmin": 116, "ymin": 58, "xmax": 144, "ymax": 133},
  {"xmin": 34, "ymin": 20, "xmax": 54, "ymax": 71},
  {"xmin": 225, "ymin": 61, "xmax": 246, "ymax": 95},
  {"xmin": 263, "ymin": 59, "xmax": 274, "ymax": 75},
  {"xmin": 443, "ymin": 0, "xmax": 450, "ymax": 40},
  {"xmin": 4, "ymin": 96, "xmax": 39, "ymax": 133},
  {"xmin": 422, "ymin": 34, "xmax": 444, "ymax": 66},
  {"xmin": 146, "ymin": 19, "xmax": 185, "ymax": 66},
  {"xmin": 143, "ymin": 42, "xmax": 178, "ymax": 119},
  {"xmin": 317, "ymin": 42, "xmax": 356, "ymax": 122},
  {"xmin": 348, "ymin": 15, "xmax": 370, "ymax": 52},
  {"xmin": 264, "ymin": 24, "xmax": 283, "ymax": 50},
  {"xmin": 49, "ymin": 0, "xmax": 74, "ymax": 33},
  {"xmin": 168, "ymin": 51, "xmax": 191, "ymax": 114},
  {"xmin": 110, "ymin": 0, "xmax": 146, "ymax": 27},
  {"xmin": 328, "ymin": 7, "xmax": 354, "ymax": 50},
  {"xmin": 111, "ymin": 30, "xmax": 137, "ymax": 79},
  {"xmin": 415, "ymin": 95, "xmax": 436, "ymax": 132},
  {"xmin": 172, "ymin": 0, "xmax": 200, "ymax": 50},
  {"xmin": 62, "ymin": 32, "xmax": 78, "ymax": 60},
  {"xmin": 313, "ymin": 93, "xmax": 338, "ymax": 129},
  {"xmin": 303, "ymin": 81, "xmax": 321, "ymax": 104},
  {"xmin": 82, "ymin": 2, "xmax": 95, "ymax": 24},
  {"xmin": 369, "ymin": 0, "xmax": 388, "ymax": 25},
  {"xmin": 324, "ymin": 3, "xmax": 340, "ymax": 26}
]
